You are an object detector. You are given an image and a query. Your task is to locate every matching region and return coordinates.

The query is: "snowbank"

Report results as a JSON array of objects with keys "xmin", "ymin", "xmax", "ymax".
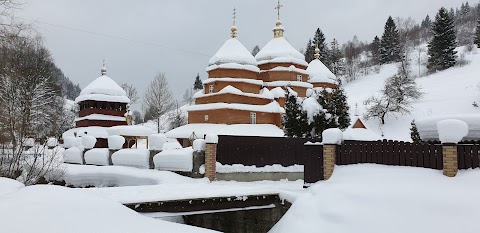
[
  {"xmin": 149, "ymin": 134, "xmax": 167, "ymax": 150},
  {"xmin": 437, "ymin": 119, "xmax": 469, "ymax": 143},
  {"xmin": 62, "ymin": 164, "xmax": 198, "ymax": 187},
  {"xmin": 107, "ymin": 125, "xmax": 155, "ymax": 137},
  {"xmin": 63, "ymin": 136, "xmax": 76, "ymax": 148},
  {"xmin": 63, "ymin": 147, "xmax": 84, "ymax": 164},
  {"xmin": 271, "ymin": 164, "xmax": 480, "ymax": 233},
  {"xmin": 154, "ymin": 147, "xmax": 194, "ymax": 172},
  {"xmin": 0, "ymin": 185, "xmax": 216, "ymax": 233},
  {"xmin": 417, "ymin": 114, "xmax": 480, "ymax": 141},
  {"xmin": 84, "ymin": 148, "xmax": 110, "ymax": 166},
  {"xmin": 112, "ymin": 149, "xmax": 150, "ymax": 169},
  {"xmin": 108, "ymin": 135, "xmax": 125, "ymax": 149},
  {"xmin": 0, "ymin": 177, "xmax": 24, "ymax": 196}
]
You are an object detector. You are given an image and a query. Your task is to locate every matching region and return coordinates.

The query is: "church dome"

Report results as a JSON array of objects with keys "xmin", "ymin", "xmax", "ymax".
[
  {"xmin": 306, "ymin": 59, "xmax": 336, "ymax": 84},
  {"xmin": 75, "ymin": 66, "xmax": 130, "ymax": 103}
]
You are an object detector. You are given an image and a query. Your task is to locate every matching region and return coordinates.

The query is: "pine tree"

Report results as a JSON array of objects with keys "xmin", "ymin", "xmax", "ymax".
[
  {"xmin": 380, "ymin": 16, "xmax": 401, "ymax": 64},
  {"xmin": 193, "ymin": 73, "xmax": 203, "ymax": 90},
  {"xmin": 304, "ymin": 28, "xmax": 328, "ymax": 63},
  {"xmin": 371, "ymin": 36, "xmax": 381, "ymax": 64},
  {"xmin": 328, "ymin": 38, "xmax": 344, "ymax": 75},
  {"xmin": 421, "ymin": 15, "xmax": 432, "ymax": 28},
  {"xmin": 410, "ymin": 120, "xmax": 422, "ymax": 143},
  {"xmin": 427, "ymin": 7, "xmax": 457, "ymax": 72},
  {"xmin": 475, "ymin": 13, "xmax": 480, "ymax": 47},
  {"xmin": 282, "ymin": 89, "xmax": 309, "ymax": 138},
  {"xmin": 316, "ymin": 80, "xmax": 351, "ymax": 130}
]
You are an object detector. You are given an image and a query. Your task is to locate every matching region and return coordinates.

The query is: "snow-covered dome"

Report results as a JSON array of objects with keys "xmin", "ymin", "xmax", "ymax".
[
  {"xmin": 75, "ymin": 67, "xmax": 130, "ymax": 104},
  {"xmin": 208, "ymin": 38, "xmax": 257, "ymax": 66},
  {"xmin": 306, "ymin": 59, "xmax": 336, "ymax": 84},
  {"xmin": 255, "ymin": 21, "xmax": 307, "ymax": 67}
]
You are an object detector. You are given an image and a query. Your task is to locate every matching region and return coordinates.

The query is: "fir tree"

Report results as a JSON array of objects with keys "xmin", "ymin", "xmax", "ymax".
[
  {"xmin": 475, "ymin": 14, "xmax": 480, "ymax": 47},
  {"xmin": 305, "ymin": 28, "xmax": 328, "ymax": 63},
  {"xmin": 193, "ymin": 73, "xmax": 203, "ymax": 90},
  {"xmin": 282, "ymin": 89, "xmax": 309, "ymax": 138},
  {"xmin": 421, "ymin": 15, "xmax": 432, "ymax": 28},
  {"xmin": 316, "ymin": 80, "xmax": 351, "ymax": 130},
  {"xmin": 328, "ymin": 38, "xmax": 344, "ymax": 75},
  {"xmin": 410, "ymin": 120, "xmax": 422, "ymax": 143},
  {"xmin": 380, "ymin": 16, "xmax": 401, "ymax": 64},
  {"xmin": 304, "ymin": 39, "xmax": 314, "ymax": 64},
  {"xmin": 427, "ymin": 7, "xmax": 457, "ymax": 72},
  {"xmin": 371, "ymin": 36, "xmax": 381, "ymax": 64}
]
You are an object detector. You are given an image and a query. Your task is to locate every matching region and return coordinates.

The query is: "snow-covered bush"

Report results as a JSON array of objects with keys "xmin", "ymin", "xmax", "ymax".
[
  {"xmin": 148, "ymin": 134, "xmax": 167, "ymax": 151},
  {"xmin": 437, "ymin": 119, "xmax": 469, "ymax": 144},
  {"xmin": 108, "ymin": 136, "xmax": 125, "ymax": 150}
]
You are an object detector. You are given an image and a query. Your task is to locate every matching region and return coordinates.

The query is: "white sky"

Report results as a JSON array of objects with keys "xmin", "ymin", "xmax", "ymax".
[{"xmin": 19, "ymin": 0, "xmax": 470, "ymax": 105}]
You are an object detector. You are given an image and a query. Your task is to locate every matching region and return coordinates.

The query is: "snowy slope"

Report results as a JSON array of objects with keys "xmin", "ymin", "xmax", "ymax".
[
  {"xmin": 271, "ymin": 164, "xmax": 480, "ymax": 233},
  {"xmin": 344, "ymin": 47, "xmax": 480, "ymax": 141}
]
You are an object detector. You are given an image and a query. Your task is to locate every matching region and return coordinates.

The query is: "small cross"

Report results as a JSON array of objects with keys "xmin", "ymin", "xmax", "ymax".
[
  {"xmin": 232, "ymin": 7, "xmax": 236, "ymax": 26},
  {"xmin": 275, "ymin": 0, "xmax": 283, "ymax": 20}
]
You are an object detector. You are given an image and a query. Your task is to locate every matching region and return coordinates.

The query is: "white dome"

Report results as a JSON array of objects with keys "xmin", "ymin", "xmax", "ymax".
[
  {"xmin": 306, "ymin": 59, "xmax": 336, "ymax": 84},
  {"xmin": 255, "ymin": 37, "xmax": 307, "ymax": 66},
  {"xmin": 208, "ymin": 38, "xmax": 257, "ymax": 66},
  {"xmin": 75, "ymin": 74, "xmax": 130, "ymax": 104}
]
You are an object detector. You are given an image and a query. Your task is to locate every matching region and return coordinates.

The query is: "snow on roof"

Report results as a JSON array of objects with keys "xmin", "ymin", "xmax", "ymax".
[
  {"xmin": 165, "ymin": 123, "xmax": 284, "ymax": 139},
  {"xmin": 194, "ymin": 85, "xmax": 274, "ymax": 100},
  {"xmin": 202, "ymin": 77, "xmax": 263, "ymax": 86},
  {"xmin": 185, "ymin": 101, "xmax": 284, "ymax": 114},
  {"xmin": 63, "ymin": 127, "xmax": 110, "ymax": 139},
  {"xmin": 208, "ymin": 38, "xmax": 257, "ymax": 66},
  {"xmin": 0, "ymin": 185, "xmax": 216, "ymax": 233},
  {"xmin": 270, "ymin": 87, "xmax": 286, "ymax": 98},
  {"xmin": 206, "ymin": 63, "xmax": 260, "ymax": 73},
  {"xmin": 416, "ymin": 114, "xmax": 480, "ymax": 141},
  {"xmin": 255, "ymin": 37, "xmax": 307, "ymax": 66},
  {"xmin": 261, "ymin": 65, "xmax": 310, "ymax": 75},
  {"xmin": 79, "ymin": 75, "xmax": 127, "ymax": 97},
  {"xmin": 75, "ymin": 93, "xmax": 130, "ymax": 104},
  {"xmin": 107, "ymin": 125, "xmax": 155, "ymax": 137},
  {"xmin": 306, "ymin": 59, "xmax": 337, "ymax": 84},
  {"xmin": 257, "ymin": 57, "xmax": 309, "ymax": 67},
  {"xmin": 264, "ymin": 81, "xmax": 313, "ymax": 89},
  {"xmin": 75, "ymin": 114, "xmax": 126, "ymax": 122},
  {"xmin": 342, "ymin": 128, "xmax": 383, "ymax": 141}
]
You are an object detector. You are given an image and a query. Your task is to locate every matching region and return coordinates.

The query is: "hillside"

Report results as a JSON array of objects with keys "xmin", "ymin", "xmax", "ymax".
[{"xmin": 345, "ymin": 46, "xmax": 480, "ymax": 141}]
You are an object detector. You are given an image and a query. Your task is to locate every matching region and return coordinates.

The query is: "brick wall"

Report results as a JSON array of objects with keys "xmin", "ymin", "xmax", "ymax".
[
  {"xmin": 258, "ymin": 62, "xmax": 307, "ymax": 71},
  {"xmin": 205, "ymin": 143, "xmax": 217, "ymax": 181},
  {"xmin": 443, "ymin": 144, "xmax": 458, "ymax": 177}
]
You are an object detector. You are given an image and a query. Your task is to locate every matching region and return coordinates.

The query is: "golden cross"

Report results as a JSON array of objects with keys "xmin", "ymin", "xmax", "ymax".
[{"xmin": 275, "ymin": 0, "xmax": 283, "ymax": 20}]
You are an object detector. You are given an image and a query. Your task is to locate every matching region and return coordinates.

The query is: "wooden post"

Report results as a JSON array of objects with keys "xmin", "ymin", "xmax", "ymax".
[{"xmin": 442, "ymin": 143, "xmax": 458, "ymax": 177}]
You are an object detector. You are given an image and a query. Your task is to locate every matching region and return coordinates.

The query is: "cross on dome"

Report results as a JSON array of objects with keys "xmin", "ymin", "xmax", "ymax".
[
  {"xmin": 231, "ymin": 7, "xmax": 238, "ymax": 38},
  {"xmin": 275, "ymin": 0, "xmax": 283, "ymax": 20},
  {"xmin": 101, "ymin": 59, "xmax": 107, "ymax": 76},
  {"xmin": 314, "ymin": 43, "xmax": 320, "ymax": 60}
]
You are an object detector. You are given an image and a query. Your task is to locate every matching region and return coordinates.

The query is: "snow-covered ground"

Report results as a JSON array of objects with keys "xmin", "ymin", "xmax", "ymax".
[
  {"xmin": 0, "ymin": 183, "xmax": 217, "ymax": 233},
  {"xmin": 0, "ymin": 177, "xmax": 25, "ymax": 196},
  {"xmin": 345, "ymin": 46, "xmax": 480, "ymax": 141},
  {"xmin": 271, "ymin": 164, "xmax": 480, "ymax": 233}
]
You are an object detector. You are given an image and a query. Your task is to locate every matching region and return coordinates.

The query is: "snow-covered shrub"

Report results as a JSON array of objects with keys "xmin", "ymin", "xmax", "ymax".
[
  {"xmin": 148, "ymin": 134, "xmax": 167, "ymax": 151},
  {"xmin": 81, "ymin": 136, "xmax": 97, "ymax": 149},
  {"xmin": 108, "ymin": 136, "xmax": 125, "ymax": 150},
  {"xmin": 456, "ymin": 52, "xmax": 470, "ymax": 67},
  {"xmin": 437, "ymin": 119, "xmax": 469, "ymax": 144},
  {"xmin": 193, "ymin": 139, "xmax": 206, "ymax": 151},
  {"xmin": 322, "ymin": 128, "xmax": 343, "ymax": 145}
]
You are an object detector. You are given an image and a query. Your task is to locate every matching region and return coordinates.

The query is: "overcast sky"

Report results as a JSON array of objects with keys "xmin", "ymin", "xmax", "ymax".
[{"xmin": 19, "ymin": 0, "xmax": 468, "ymax": 106}]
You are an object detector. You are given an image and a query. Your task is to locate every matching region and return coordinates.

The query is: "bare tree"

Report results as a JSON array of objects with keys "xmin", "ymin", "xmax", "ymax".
[
  {"xmin": 143, "ymin": 72, "xmax": 174, "ymax": 132},
  {"xmin": 120, "ymin": 83, "xmax": 139, "ymax": 105},
  {"xmin": 182, "ymin": 88, "xmax": 194, "ymax": 105},
  {"xmin": 168, "ymin": 101, "xmax": 187, "ymax": 130}
]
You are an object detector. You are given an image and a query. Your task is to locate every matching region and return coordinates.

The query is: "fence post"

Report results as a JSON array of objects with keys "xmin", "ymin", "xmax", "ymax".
[
  {"xmin": 322, "ymin": 128, "xmax": 343, "ymax": 181},
  {"xmin": 442, "ymin": 143, "xmax": 458, "ymax": 177},
  {"xmin": 205, "ymin": 134, "xmax": 218, "ymax": 181}
]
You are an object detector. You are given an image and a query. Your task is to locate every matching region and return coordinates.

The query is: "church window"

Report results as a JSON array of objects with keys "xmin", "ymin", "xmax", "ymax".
[
  {"xmin": 205, "ymin": 115, "xmax": 209, "ymax": 122},
  {"xmin": 209, "ymin": 85, "xmax": 214, "ymax": 93},
  {"xmin": 250, "ymin": 112, "xmax": 256, "ymax": 124},
  {"xmin": 297, "ymin": 75, "xmax": 302, "ymax": 82}
]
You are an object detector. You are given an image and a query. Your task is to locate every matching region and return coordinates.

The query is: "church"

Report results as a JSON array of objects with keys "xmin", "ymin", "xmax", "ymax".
[{"xmin": 166, "ymin": 3, "xmax": 337, "ymax": 145}]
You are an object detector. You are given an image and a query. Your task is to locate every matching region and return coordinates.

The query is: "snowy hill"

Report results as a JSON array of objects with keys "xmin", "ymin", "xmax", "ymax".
[{"xmin": 345, "ymin": 46, "xmax": 480, "ymax": 141}]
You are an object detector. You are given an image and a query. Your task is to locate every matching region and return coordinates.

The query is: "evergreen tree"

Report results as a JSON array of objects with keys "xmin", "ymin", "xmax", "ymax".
[
  {"xmin": 380, "ymin": 16, "xmax": 401, "ymax": 64},
  {"xmin": 251, "ymin": 45, "xmax": 260, "ymax": 56},
  {"xmin": 427, "ymin": 7, "xmax": 457, "ymax": 72},
  {"xmin": 282, "ymin": 89, "xmax": 309, "ymax": 138},
  {"xmin": 193, "ymin": 73, "xmax": 203, "ymax": 90},
  {"xmin": 421, "ymin": 15, "xmax": 432, "ymax": 28},
  {"xmin": 475, "ymin": 13, "xmax": 480, "ymax": 47},
  {"xmin": 371, "ymin": 36, "xmax": 381, "ymax": 64},
  {"xmin": 328, "ymin": 38, "xmax": 344, "ymax": 75},
  {"xmin": 410, "ymin": 120, "xmax": 422, "ymax": 143},
  {"xmin": 304, "ymin": 28, "xmax": 328, "ymax": 63},
  {"xmin": 316, "ymin": 80, "xmax": 351, "ymax": 130}
]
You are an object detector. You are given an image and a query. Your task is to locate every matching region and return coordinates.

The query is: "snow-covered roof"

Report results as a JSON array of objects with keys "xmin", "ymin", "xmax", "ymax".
[
  {"xmin": 165, "ymin": 123, "xmax": 285, "ymax": 139},
  {"xmin": 416, "ymin": 114, "xmax": 480, "ymax": 141},
  {"xmin": 193, "ymin": 85, "xmax": 274, "ymax": 100},
  {"xmin": 75, "ymin": 94, "xmax": 130, "ymax": 104},
  {"xmin": 185, "ymin": 101, "xmax": 285, "ymax": 114},
  {"xmin": 261, "ymin": 65, "xmax": 310, "ymax": 75},
  {"xmin": 76, "ymin": 74, "xmax": 129, "ymax": 104},
  {"xmin": 264, "ymin": 81, "xmax": 313, "ymax": 89},
  {"xmin": 342, "ymin": 128, "xmax": 383, "ymax": 141},
  {"xmin": 107, "ymin": 125, "xmax": 155, "ymax": 137},
  {"xmin": 63, "ymin": 127, "xmax": 110, "ymax": 139},
  {"xmin": 206, "ymin": 63, "xmax": 260, "ymax": 73},
  {"xmin": 270, "ymin": 87, "xmax": 287, "ymax": 98},
  {"xmin": 255, "ymin": 37, "xmax": 308, "ymax": 67},
  {"xmin": 209, "ymin": 38, "xmax": 257, "ymax": 66},
  {"xmin": 75, "ymin": 114, "xmax": 126, "ymax": 122},
  {"xmin": 202, "ymin": 77, "xmax": 263, "ymax": 86},
  {"xmin": 307, "ymin": 59, "xmax": 337, "ymax": 84}
]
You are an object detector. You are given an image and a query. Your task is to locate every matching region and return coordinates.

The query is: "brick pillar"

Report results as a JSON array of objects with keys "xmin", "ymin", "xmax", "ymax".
[
  {"xmin": 442, "ymin": 144, "xmax": 458, "ymax": 177},
  {"xmin": 323, "ymin": 144, "xmax": 336, "ymax": 180},
  {"xmin": 205, "ymin": 143, "xmax": 217, "ymax": 181}
]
